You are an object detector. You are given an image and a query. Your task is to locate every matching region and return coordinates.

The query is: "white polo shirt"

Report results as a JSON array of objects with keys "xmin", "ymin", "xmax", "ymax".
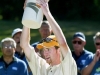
[{"xmin": 27, "ymin": 47, "xmax": 77, "ymax": 75}]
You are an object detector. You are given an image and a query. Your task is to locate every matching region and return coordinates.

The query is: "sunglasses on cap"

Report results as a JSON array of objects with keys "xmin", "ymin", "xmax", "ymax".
[
  {"xmin": 72, "ymin": 41, "xmax": 82, "ymax": 45},
  {"xmin": 95, "ymin": 42, "xmax": 100, "ymax": 46},
  {"xmin": 39, "ymin": 38, "xmax": 57, "ymax": 43}
]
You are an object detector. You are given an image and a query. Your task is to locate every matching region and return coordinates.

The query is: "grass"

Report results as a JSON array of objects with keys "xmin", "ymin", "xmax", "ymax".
[{"xmin": 0, "ymin": 20, "xmax": 100, "ymax": 55}]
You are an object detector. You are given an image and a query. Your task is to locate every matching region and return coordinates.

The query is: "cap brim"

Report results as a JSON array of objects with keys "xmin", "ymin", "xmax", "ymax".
[
  {"xmin": 36, "ymin": 44, "xmax": 44, "ymax": 50},
  {"xmin": 12, "ymin": 30, "xmax": 22, "ymax": 37},
  {"xmin": 36, "ymin": 41, "xmax": 59, "ymax": 50},
  {"xmin": 77, "ymin": 37, "xmax": 85, "ymax": 42},
  {"xmin": 36, "ymin": 35, "xmax": 59, "ymax": 50}
]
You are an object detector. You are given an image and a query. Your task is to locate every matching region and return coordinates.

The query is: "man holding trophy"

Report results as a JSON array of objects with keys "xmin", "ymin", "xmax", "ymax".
[{"xmin": 20, "ymin": 0, "xmax": 77, "ymax": 75}]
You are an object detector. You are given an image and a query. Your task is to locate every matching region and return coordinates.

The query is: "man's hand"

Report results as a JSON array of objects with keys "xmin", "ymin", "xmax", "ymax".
[
  {"xmin": 36, "ymin": 0, "xmax": 50, "ymax": 16},
  {"xmin": 93, "ymin": 49, "xmax": 100, "ymax": 63}
]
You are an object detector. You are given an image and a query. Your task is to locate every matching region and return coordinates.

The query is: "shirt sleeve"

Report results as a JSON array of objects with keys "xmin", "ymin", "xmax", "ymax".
[
  {"xmin": 83, "ymin": 54, "xmax": 94, "ymax": 69},
  {"xmin": 18, "ymin": 60, "xmax": 29, "ymax": 75},
  {"xmin": 61, "ymin": 49, "xmax": 77, "ymax": 75},
  {"xmin": 27, "ymin": 48, "xmax": 50, "ymax": 75}
]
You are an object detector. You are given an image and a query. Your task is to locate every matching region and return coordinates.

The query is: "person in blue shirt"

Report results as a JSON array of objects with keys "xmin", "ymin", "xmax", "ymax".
[
  {"xmin": 31, "ymin": 21, "xmax": 52, "ymax": 54},
  {"xmin": 82, "ymin": 32, "xmax": 100, "ymax": 75},
  {"xmin": 12, "ymin": 28, "xmax": 32, "ymax": 75},
  {"xmin": 72, "ymin": 32, "xmax": 93, "ymax": 75},
  {"xmin": 0, "ymin": 37, "xmax": 28, "ymax": 75}
]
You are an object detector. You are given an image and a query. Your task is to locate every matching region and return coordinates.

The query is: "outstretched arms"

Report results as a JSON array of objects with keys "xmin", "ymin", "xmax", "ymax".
[{"xmin": 20, "ymin": 0, "xmax": 70, "ymax": 60}]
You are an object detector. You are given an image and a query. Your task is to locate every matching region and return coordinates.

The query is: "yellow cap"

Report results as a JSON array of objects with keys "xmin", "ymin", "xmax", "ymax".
[{"xmin": 36, "ymin": 35, "xmax": 59, "ymax": 50}]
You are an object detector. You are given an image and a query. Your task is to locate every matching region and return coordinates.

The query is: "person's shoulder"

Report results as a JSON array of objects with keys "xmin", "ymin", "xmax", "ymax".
[
  {"xmin": 86, "ymin": 53, "xmax": 94, "ymax": 60},
  {"xmin": 84, "ymin": 49, "xmax": 93, "ymax": 55},
  {"xmin": 13, "ymin": 57, "xmax": 28, "ymax": 71},
  {"xmin": 14, "ymin": 57, "xmax": 27, "ymax": 66}
]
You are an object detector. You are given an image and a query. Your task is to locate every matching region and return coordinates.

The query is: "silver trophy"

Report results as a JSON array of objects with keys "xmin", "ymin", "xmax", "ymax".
[{"xmin": 22, "ymin": 0, "xmax": 43, "ymax": 29}]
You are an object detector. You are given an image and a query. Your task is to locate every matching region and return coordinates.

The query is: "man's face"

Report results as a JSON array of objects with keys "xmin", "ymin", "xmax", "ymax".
[
  {"xmin": 13, "ymin": 32, "xmax": 21, "ymax": 43},
  {"xmin": 13, "ymin": 32, "xmax": 22, "ymax": 52},
  {"xmin": 72, "ymin": 38, "xmax": 85, "ymax": 51},
  {"xmin": 39, "ymin": 24, "xmax": 52, "ymax": 38},
  {"xmin": 43, "ymin": 46, "xmax": 58, "ymax": 64},
  {"xmin": 43, "ymin": 48, "xmax": 51, "ymax": 64},
  {"xmin": 94, "ymin": 39, "xmax": 100, "ymax": 49},
  {"xmin": 2, "ymin": 41, "xmax": 15, "ymax": 57}
]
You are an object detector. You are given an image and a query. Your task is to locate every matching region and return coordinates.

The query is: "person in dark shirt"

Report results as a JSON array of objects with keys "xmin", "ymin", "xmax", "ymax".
[
  {"xmin": 0, "ymin": 37, "xmax": 28, "ymax": 75},
  {"xmin": 12, "ymin": 28, "xmax": 32, "ymax": 75},
  {"xmin": 72, "ymin": 32, "xmax": 93, "ymax": 75},
  {"xmin": 82, "ymin": 32, "xmax": 100, "ymax": 75}
]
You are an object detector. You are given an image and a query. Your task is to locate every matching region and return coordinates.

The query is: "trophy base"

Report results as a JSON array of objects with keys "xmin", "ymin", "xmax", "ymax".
[{"xmin": 22, "ymin": 20, "xmax": 41, "ymax": 29}]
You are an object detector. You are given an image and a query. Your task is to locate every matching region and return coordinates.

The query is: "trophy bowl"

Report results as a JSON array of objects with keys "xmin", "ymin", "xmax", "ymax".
[{"xmin": 22, "ymin": 0, "xmax": 43, "ymax": 29}]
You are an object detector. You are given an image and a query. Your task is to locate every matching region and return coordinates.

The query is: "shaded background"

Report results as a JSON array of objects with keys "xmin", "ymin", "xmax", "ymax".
[
  {"xmin": 0, "ymin": 0, "xmax": 100, "ymax": 21},
  {"xmin": 0, "ymin": 0, "xmax": 100, "ymax": 55}
]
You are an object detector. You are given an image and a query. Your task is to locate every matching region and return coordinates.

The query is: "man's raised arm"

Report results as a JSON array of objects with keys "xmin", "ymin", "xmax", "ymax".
[
  {"xmin": 20, "ymin": 26, "xmax": 32, "ymax": 61},
  {"xmin": 38, "ymin": 0, "xmax": 70, "ymax": 57}
]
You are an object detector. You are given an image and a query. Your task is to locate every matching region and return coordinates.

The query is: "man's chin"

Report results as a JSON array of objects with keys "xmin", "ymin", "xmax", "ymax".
[{"xmin": 46, "ymin": 59, "xmax": 51, "ymax": 64}]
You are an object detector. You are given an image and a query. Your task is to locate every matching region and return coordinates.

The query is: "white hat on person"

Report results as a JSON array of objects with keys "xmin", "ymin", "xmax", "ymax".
[
  {"xmin": 12, "ymin": 28, "xmax": 22, "ymax": 37},
  {"xmin": 73, "ymin": 32, "xmax": 86, "ymax": 42}
]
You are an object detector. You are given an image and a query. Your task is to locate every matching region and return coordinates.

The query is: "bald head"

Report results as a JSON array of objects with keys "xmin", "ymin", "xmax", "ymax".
[{"xmin": 39, "ymin": 21, "xmax": 52, "ymax": 38}]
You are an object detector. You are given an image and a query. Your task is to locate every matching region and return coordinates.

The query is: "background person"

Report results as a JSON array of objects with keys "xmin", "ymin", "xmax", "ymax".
[
  {"xmin": 93, "ymin": 32, "xmax": 100, "ymax": 50},
  {"xmin": 31, "ymin": 20, "xmax": 52, "ymax": 53},
  {"xmin": 82, "ymin": 32, "xmax": 100, "ymax": 75},
  {"xmin": 12, "ymin": 28, "xmax": 22, "ymax": 53},
  {"xmin": 12, "ymin": 28, "xmax": 32, "ymax": 75},
  {"xmin": 0, "ymin": 37, "xmax": 28, "ymax": 75},
  {"xmin": 71, "ymin": 32, "xmax": 93, "ymax": 75}
]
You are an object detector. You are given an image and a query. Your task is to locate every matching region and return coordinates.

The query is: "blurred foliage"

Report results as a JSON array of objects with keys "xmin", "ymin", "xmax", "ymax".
[
  {"xmin": 0, "ymin": 20, "xmax": 100, "ymax": 56},
  {"xmin": 0, "ymin": 0, "xmax": 100, "ymax": 21},
  {"xmin": 0, "ymin": 0, "xmax": 24, "ymax": 21}
]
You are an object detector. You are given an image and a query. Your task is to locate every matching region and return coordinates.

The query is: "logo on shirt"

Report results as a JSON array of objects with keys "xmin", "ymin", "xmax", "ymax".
[
  {"xmin": 81, "ymin": 60, "xmax": 86, "ymax": 65},
  {"xmin": 0, "ymin": 66, "xmax": 3, "ymax": 69},
  {"xmin": 93, "ymin": 67, "xmax": 100, "ymax": 75},
  {"xmin": 94, "ymin": 74, "xmax": 100, "ymax": 75},
  {"xmin": 12, "ymin": 67, "xmax": 18, "ymax": 70},
  {"xmin": 96, "ymin": 67, "xmax": 100, "ymax": 72}
]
